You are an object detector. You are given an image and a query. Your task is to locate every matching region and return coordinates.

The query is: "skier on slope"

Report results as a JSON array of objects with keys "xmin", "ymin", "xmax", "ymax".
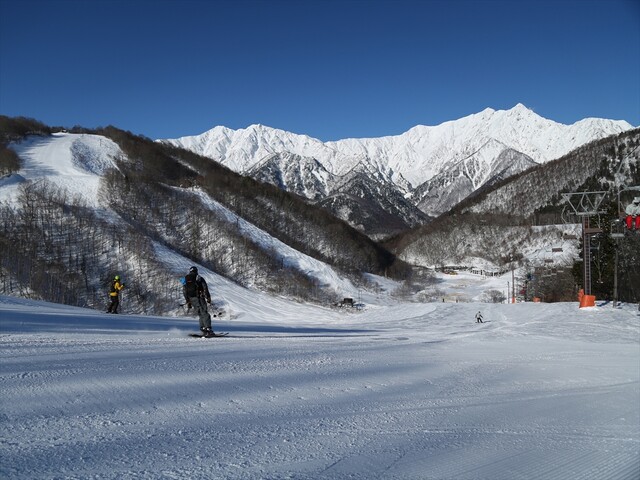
[
  {"xmin": 183, "ymin": 266, "xmax": 215, "ymax": 337},
  {"xmin": 475, "ymin": 311, "xmax": 484, "ymax": 323},
  {"xmin": 106, "ymin": 275, "xmax": 125, "ymax": 314}
]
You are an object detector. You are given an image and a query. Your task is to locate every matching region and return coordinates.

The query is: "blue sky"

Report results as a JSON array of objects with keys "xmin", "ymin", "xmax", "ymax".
[{"xmin": 1, "ymin": 0, "xmax": 638, "ymax": 141}]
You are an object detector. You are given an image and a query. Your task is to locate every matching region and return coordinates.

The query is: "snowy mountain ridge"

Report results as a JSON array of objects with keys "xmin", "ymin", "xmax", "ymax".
[
  {"xmin": 319, "ymin": 104, "xmax": 626, "ymax": 187},
  {"xmin": 2, "ymin": 117, "xmax": 638, "ymax": 312},
  {"xmin": 164, "ymin": 104, "xmax": 633, "ymax": 229},
  {"xmin": 164, "ymin": 104, "xmax": 633, "ymax": 191}
]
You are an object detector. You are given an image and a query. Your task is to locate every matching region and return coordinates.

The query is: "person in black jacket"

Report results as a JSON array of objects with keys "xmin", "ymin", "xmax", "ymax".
[{"xmin": 183, "ymin": 266, "xmax": 214, "ymax": 336}]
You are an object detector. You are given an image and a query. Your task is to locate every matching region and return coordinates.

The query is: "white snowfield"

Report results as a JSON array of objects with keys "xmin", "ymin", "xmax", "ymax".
[
  {"xmin": 1, "ymin": 132, "xmax": 122, "ymax": 207},
  {"xmin": 1, "ymin": 293, "xmax": 638, "ymax": 480}
]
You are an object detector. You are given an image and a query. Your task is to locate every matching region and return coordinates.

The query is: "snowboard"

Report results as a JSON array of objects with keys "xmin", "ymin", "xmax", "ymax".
[
  {"xmin": 180, "ymin": 304, "xmax": 225, "ymax": 317},
  {"xmin": 188, "ymin": 332, "xmax": 229, "ymax": 338}
]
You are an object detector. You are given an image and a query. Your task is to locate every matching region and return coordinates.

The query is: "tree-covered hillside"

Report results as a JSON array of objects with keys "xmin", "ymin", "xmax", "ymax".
[
  {"xmin": 386, "ymin": 129, "xmax": 640, "ymax": 303},
  {"xmin": 0, "ymin": 118, "xmax": 408, "ymax": 313}
]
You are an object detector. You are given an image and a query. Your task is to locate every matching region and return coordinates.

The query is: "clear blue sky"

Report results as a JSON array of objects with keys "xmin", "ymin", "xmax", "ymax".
[{"xmin": 1, "ymin": 0, "xmax": 638, "ymax": 141}]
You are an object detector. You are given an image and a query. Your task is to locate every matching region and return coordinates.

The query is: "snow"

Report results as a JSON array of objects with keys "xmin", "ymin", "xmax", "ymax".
[
  {"xmin": 1, "ymin": 124, "xmax": 639, "ymax": 479},
  {"xmin": 2, "ymin": 286, "xmax": 639, "ymax": 479},
  {"xmin": 0, "ymin": 132, "xmax": 122, "ymax": 207},
  {"xmin": 0, "ymin": 132, "xmax": 365, "ymax": 297},
  {"xmin": 165, "ymin": 104, "xmax": 635, "ymax": 190},
  {"xmin": 184, "ymin": 188, "xmax": 361, "ymax": 298}
]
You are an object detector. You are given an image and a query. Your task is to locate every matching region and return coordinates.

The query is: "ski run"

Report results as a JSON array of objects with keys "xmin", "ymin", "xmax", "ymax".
[{"xmin": 1, "ymin": 274, "xmax": 638, "ymax": 479}]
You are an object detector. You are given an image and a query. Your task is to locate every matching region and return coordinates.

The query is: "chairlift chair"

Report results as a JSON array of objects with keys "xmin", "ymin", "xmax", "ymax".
[
  {"xmin": 611, "ymin": 219, "xmax": 625, "ymax": 239},
  {"xmin": 617, "ymin": 185, "xmax": 640, "ymax": 234}
]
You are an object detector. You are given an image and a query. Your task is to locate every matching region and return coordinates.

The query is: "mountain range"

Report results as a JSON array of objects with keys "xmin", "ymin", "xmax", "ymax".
[
  {"xmin": 1, "ymin": 111, "xmax": 639, "ymax": 311},
  {"xmin": 163, "ymin": 104, "xmax": 634, "ymax": 238}
]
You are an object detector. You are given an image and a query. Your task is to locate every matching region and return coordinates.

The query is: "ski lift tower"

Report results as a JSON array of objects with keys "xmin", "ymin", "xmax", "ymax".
[{"xmin": 561, "ymin": 191, "xmax": 607, "ymax": 307}]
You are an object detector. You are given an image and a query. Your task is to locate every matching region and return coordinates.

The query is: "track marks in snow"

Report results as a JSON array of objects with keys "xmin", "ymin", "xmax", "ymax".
[{"xmin": 1, "ymin": 300, "xmax": 638, "ymax": 479}]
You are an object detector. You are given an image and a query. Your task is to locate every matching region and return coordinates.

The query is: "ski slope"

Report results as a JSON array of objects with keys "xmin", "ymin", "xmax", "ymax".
[
  {"xmin": 1, "ymin": 293, "xmax": 638, "ymax": 479},
  {"xmin": 1, "ymin": 132, "xmax": 380, "ymax": 300},
  {"xmin": 0, "ymin": 132, "xmax": 122, "ymax": 207}
]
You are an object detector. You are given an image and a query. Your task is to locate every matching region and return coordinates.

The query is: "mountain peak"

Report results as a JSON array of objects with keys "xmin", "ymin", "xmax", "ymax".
[
  {"xmin": 166, "ymin": 107, "xmax": 633, "ymax": 190},
  {"xmin": 500, "ymin": 103, "xmax": 537, "ymax": 119},
  {"xmin": 476, "ymin": 104, "xmax": 532, "ymax": 119}
]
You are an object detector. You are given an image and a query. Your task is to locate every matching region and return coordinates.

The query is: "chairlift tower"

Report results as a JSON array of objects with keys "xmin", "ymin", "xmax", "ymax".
[{"xmin": 561, "ymin": 191, "xmax": 607, "ymax": 303}]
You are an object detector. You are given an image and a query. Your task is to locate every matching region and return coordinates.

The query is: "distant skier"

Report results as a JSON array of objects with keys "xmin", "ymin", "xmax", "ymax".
[
  {"xmin": 475, "ymin": 311, "xmax": 483, "ymax": 323},
  {"xmin": 183, "ymin": 266, "xmax": 215, "ymax": 337},
  {"xmin": 625, "ymin": 197, "xmax": 640, "ymax": 230},
  {"xmin": 106, "ymin": 275, "xmax": 125, "ymax": 314}
]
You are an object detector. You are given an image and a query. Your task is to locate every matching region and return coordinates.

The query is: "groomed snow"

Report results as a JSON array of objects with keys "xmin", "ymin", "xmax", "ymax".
[{"xmin": 1, "ymin": 290, "xmax": 638, "ymax": 479}]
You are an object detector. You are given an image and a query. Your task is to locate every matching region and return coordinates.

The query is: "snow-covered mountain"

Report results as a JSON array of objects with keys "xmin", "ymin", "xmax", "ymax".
[
  {"xmin": 247, "ymin": 153, "xmax": 430, "ymax": 237},
  {"xmin": 163, "ymin": 104, "xmax": 634, "ymax": 229},
  {"xmin": 1, "ymin": 126, "xmax": 407, "ymax": 313},
  {"xmin": 411, "ymin": 141, "xmax": 538, "ymax": 216},
  {"xmin": 0, "ymin": 133, "xmax": 364, "ymax": 296},
  {"xmin": 2, "ymin": 125, "xmax": 639, "ymax": 480},
  {"xmin": 2, "ymin": 117, "xmax": 638, "ymax": 315}
]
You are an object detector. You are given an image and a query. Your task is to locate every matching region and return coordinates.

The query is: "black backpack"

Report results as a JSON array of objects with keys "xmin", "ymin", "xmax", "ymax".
[{"xmin": 184, "ymin": 272, "xmax": 199, "ymax": 297}]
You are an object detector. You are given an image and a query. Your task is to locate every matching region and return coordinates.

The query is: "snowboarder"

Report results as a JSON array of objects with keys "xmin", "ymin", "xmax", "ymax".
[
  {"xmin": 475, "ymin": 311, "xmax": 483, "ymax": 323},
  {"xmin": 183, "ymin": 266, "xmax": 215, "ymax": 336},
  {"xmin": 106, "ymin": 275, "xmax": 125, "ymax": 314},
  {"xmin": 624, "ymin": 197, "xmax": 640, "ymax": 230}
]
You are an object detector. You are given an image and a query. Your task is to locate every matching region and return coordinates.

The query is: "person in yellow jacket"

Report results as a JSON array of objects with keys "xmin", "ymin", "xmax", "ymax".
[{"xmin": 106, "ymin": 275, "xmax": 125, "ymax": 314}]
